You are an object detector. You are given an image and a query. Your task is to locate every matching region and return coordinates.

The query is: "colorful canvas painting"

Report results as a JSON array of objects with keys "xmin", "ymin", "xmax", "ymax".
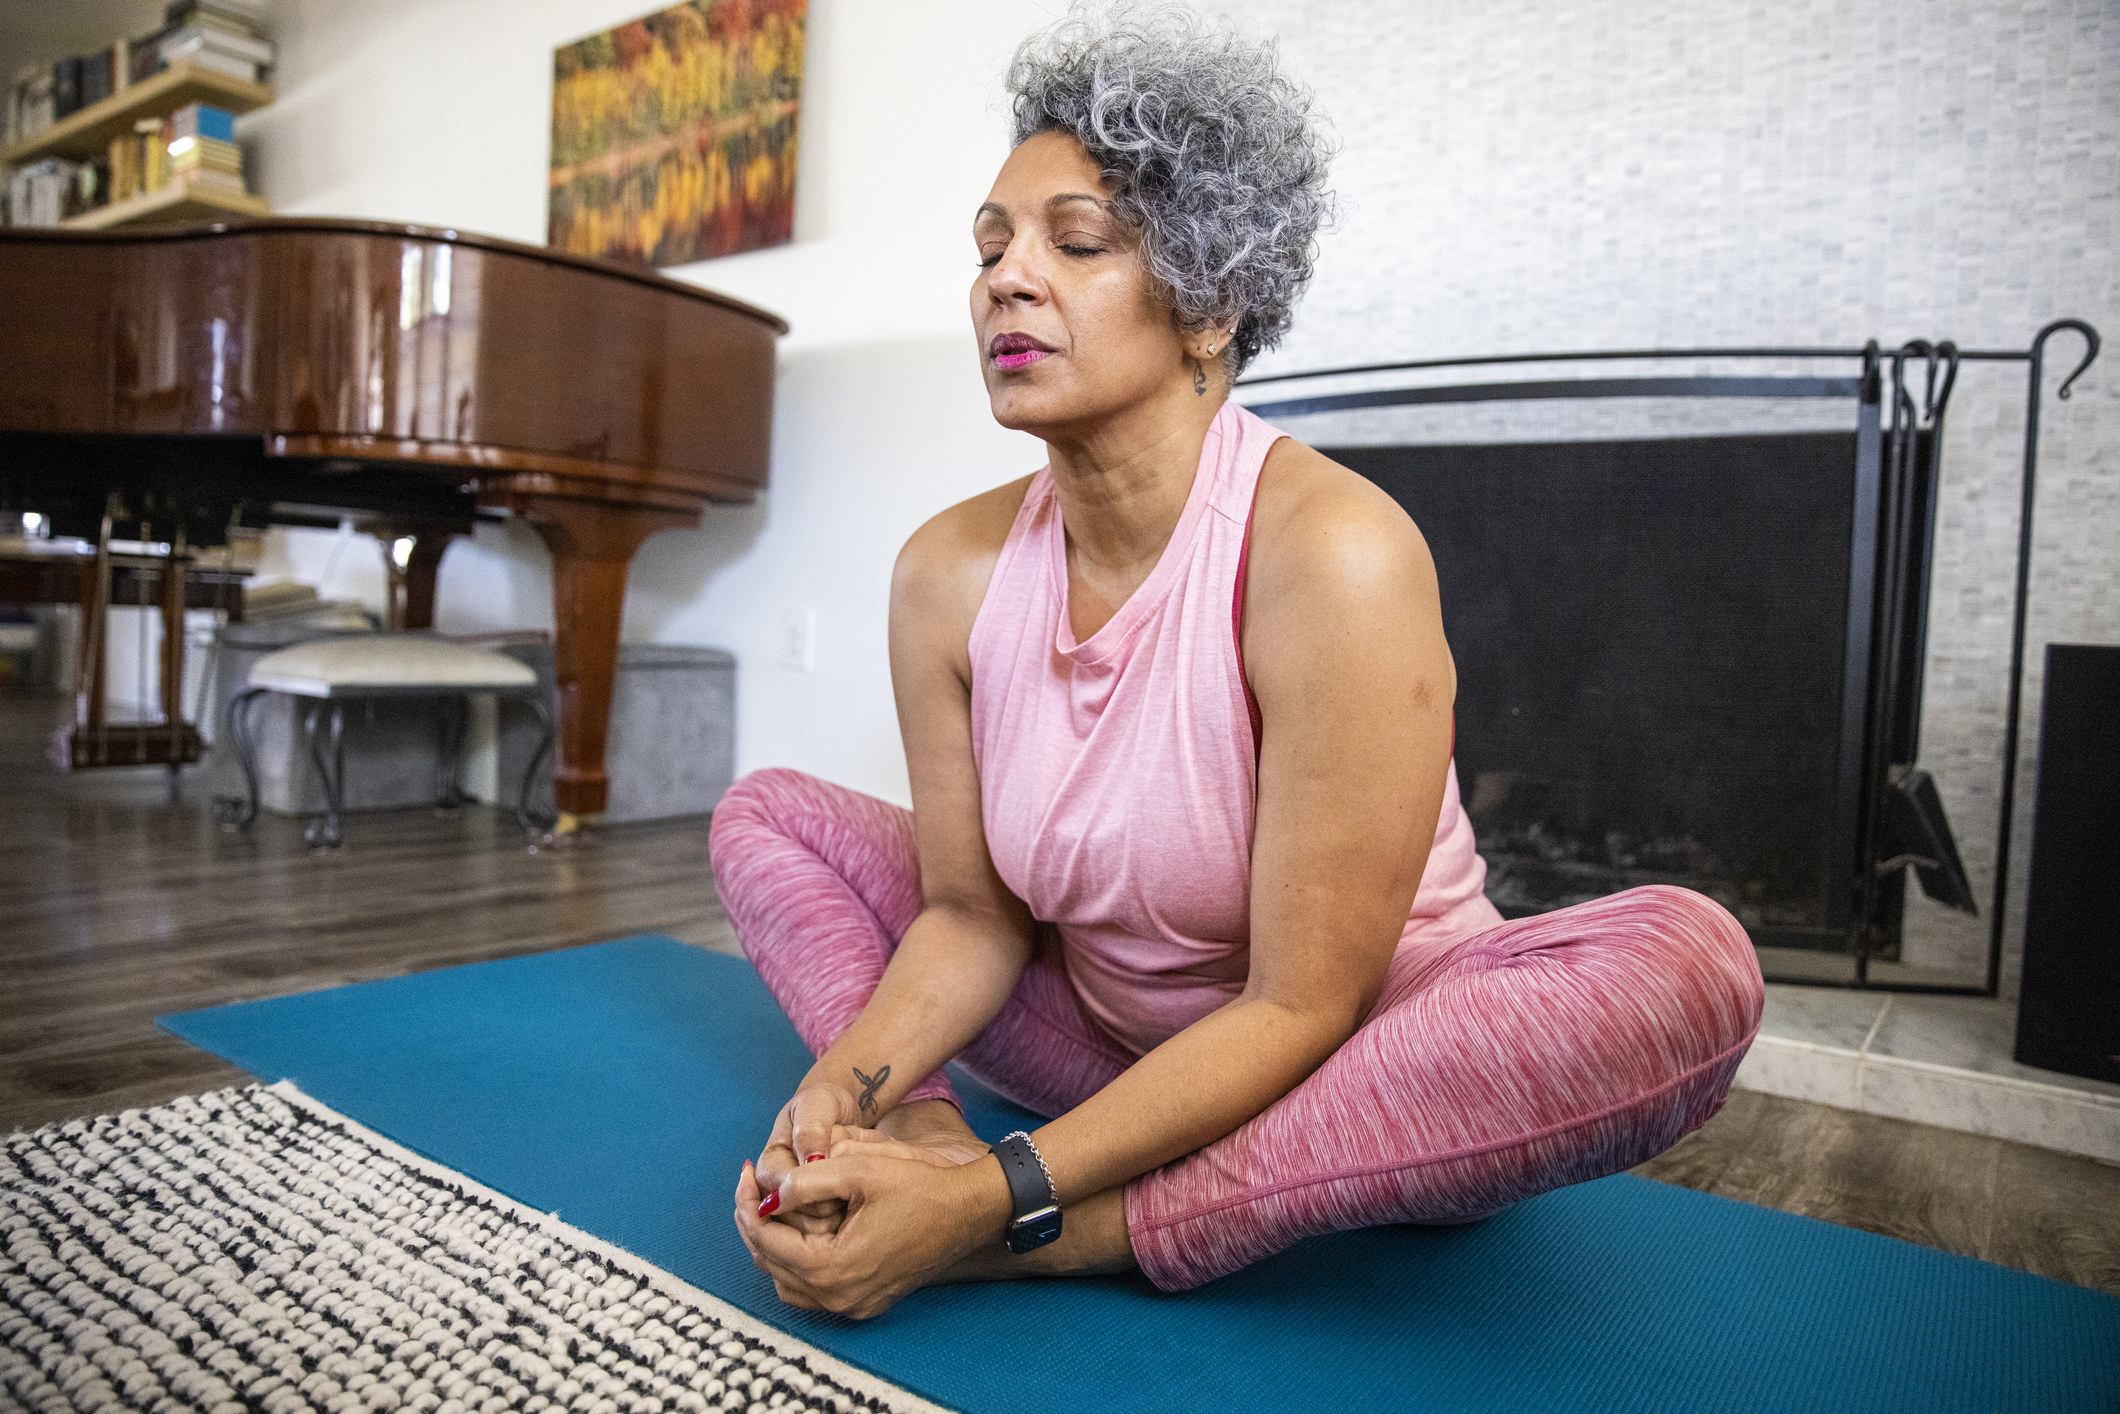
[{"xmin": 549, "ymin": 0, "xmax": 804, "ymax": 268}]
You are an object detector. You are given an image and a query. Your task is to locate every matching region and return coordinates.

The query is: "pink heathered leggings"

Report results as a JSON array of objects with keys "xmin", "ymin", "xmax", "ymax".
[{"xmin": 708, "ymin": 767, "xmax": 1765, "ymax": 1292}]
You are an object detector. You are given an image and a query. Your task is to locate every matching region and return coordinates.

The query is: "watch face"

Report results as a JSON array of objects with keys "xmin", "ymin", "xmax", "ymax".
[{"xmin": 1007, "ymin": 1208, "xmax": 1064, "ymax": 1254}]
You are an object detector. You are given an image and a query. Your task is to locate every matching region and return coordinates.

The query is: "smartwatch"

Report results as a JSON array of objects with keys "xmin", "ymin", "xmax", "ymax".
[{"xmin": 991, "ymin": 1130, "xmax": 1062, "ymax": 1254}]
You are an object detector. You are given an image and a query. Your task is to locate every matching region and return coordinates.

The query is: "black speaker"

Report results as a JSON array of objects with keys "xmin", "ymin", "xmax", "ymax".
[{"xmin": 2013, "ymin": 643, "xmax": 2120, "ymax": 1082}]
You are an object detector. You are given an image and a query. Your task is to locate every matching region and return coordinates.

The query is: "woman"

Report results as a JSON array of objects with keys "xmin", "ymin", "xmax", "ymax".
[{"xmin": 715, "ymin": 7, "xmax": 1763, "ymax": 1319}]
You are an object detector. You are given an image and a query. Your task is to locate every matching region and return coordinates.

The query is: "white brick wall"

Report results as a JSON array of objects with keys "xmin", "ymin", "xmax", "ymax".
[{"xmin": 1236, "ymin": 0, "xmax": 2117, "ymax": 989}]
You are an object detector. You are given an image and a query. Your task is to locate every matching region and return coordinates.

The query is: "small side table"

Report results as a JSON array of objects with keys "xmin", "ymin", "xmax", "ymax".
[{"xmin": 216, "ymin": 635, "xmax": 556, "ymax": 847}]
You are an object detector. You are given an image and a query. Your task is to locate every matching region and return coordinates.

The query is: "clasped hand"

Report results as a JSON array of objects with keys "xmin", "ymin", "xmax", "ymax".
[{"xmin": 737, "ymin": 1086, "xmax": 1000, "ymax": 1319}]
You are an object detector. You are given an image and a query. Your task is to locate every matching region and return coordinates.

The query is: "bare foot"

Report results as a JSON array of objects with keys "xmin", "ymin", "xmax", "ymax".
[
  {"xmin": 861, "ymin": 1099, "xmax": 993, "ymax": 1168},
  {"xmin": 765, "ymin": 1100, "xmax": 980, "ymax": 1237}
]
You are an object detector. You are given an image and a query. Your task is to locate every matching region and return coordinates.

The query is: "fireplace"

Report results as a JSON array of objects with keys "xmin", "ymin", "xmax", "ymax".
[
  {"xmin": 1332, "ymin": 429, "xmax": 1882, "ymax": 948},
  {"xmin": 1239, "ymin": 345, "xmax": 2025, "ymax": 989}
]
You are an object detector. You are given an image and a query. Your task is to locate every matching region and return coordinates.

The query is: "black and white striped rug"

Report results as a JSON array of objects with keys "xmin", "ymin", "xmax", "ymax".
[{"xmin": 0, "ymin": 1084, "xmax": 943, "ymax": 1414}]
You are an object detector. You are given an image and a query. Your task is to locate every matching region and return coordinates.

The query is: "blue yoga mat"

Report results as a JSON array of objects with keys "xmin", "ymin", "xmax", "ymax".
[{"xmin": 162, "ymin": 936, "xmax": 2120, "ymax": 1413}]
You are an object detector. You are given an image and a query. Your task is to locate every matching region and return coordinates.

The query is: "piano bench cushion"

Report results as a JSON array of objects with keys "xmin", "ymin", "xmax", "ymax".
[{"xmin": 248, "ymin": 635, "xmax": 539, "ymax": 698}]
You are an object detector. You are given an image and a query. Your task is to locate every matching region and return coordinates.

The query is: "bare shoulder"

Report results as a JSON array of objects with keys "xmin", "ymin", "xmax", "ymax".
[
  {"xmin": 891, "ymin": 473, "xmax": 1037, "ymax": 640},
  {"xmin": 1243, "ymin": 439, "xmax": 1454, "ymax": 716},
  {"xmin": 1248, "ymin": 438, "xmax": 1437, "ymax": 605}
]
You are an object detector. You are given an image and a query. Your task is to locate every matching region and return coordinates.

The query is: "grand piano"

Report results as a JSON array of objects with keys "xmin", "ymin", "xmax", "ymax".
[{"xmin": 0, "ymin": 217, "xmax": 786, "ymax": 817}]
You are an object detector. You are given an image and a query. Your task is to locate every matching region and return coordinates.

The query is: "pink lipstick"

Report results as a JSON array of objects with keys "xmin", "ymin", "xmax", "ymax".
[{"xmin": 990, "ymin": 332, "xmax": 1053, "ymax": 371}]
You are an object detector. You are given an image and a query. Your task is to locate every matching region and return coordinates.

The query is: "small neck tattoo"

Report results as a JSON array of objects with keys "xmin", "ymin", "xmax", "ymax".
[
  {"xmin": 852, "ymin": 1064, "xmax": 890, "ymax": 1114},
  {"xmin": 1193, "ymin": 359, "xmax": 1207, "ymax": 396}
]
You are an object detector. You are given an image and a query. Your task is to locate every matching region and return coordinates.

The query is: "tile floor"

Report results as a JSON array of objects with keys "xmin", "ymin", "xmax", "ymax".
[{"xmin": 1737, "ymin": 984, "xmax": 2120, "ymax": 1162}]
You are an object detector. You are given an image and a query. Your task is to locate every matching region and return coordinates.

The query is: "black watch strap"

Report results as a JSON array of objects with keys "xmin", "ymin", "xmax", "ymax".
[{"xmin": 991, "ymin": 1131, "xmax": 1062, "ymax": 1254}]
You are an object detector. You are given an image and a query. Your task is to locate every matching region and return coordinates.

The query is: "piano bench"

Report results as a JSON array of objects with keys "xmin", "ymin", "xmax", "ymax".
[{"xmin": 214, "ymin": 635, "xmax": 557, "ymax": 848}]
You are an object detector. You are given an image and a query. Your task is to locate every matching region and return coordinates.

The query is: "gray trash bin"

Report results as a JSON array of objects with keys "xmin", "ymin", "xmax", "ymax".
[
  {"xmin": 206, "ymin": 620, "xmax": 464, "ymax": 816},
  {"xmin": 497, "ymin": 642, "xmax": 735, "ymax": 823}
]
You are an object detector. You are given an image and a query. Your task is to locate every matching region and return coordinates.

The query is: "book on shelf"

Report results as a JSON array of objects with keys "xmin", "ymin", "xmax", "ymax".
[
  {"xmin": 157, "ymin": 1, "xmax": 276, "ymax": 83},
  {"xmin": 51, "ymin": 56, "xmax": 78, "ymax": 121},
  {"xmin": 170, "ymin": 142, "xmax": 241, "ymax": 172},
  {"xmin": 170, "ymin": 48, "xmax": 264, "ymax": 84},
  {"xmin": 139, "ymin": 118, "xmax": 170, "ymax": 194},
  {"xmin": 3, "ymin": 1, "xmax": 272, "ymax": 147},
  {"xmin": 170, "ymin": 141, "xmax": 242, "ymax": 186},
  {"xmin": 7, "ymin": 102, "xmax": 250, "ymax": 226},
  {"xmin": 107, "ymin": 134, "xmax": 136, "ymax": 203},
  {"xmin": 128, "ymin": 29, "xmax": 171, "ymax": 88},
  {"xmin": 104, "ymin": 117, "xmax": 176, "ymax": 206},
  {"xmin": 48, "ymin": 51, "xmax": 117, "ymax": 121},
  {"xmin": 166, "ymin": 100, "xmax": 237, "ymax": 145},
  {"xmin": 159, "ymin": 103, "xmax": 247, "ymax": 193},
  {"xmin": 82, "ymin": 50, "xmax": 115, "ymax": 108},
  {"xmin": 166, "ymin": 6, "xmax": 268, "ymax": 38},
  {"xmin": 159, "ymin": 25, "xmax": 276, "ymax": 69},
  {"xmin": 173, "ymin": 169, "xmax": 246, "ymax": 194},
  {"xmin": 78, "ymin": 159, "xmax": 109, "ymax": 212},
  {"xmin": 164, "ymin": 0, "xmax": 271, "ymax": 31},
  {"xmin": 7, "ymin": 160, "xmax": 79, "ymax": 228},
  {"xmin": 81, "ymin": 63, "xmax": 106, "ymax": 114},
  {"xmin": 5, "ymin": 66, "xmax": 53, "ymax": 148}
]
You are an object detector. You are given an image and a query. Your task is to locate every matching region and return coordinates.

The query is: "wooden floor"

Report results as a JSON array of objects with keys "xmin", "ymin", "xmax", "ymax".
[
  {"xmin": 2, "ymin": 697, "xmax": 2115, "ymax": 1295},
  {"xmin": 0, "ymin": 697, "xmax": 738, "ymax": 1129},
  {"xmin": 1634, "ymin": 1090, "xmax": 2120, "ymax": 1293}
]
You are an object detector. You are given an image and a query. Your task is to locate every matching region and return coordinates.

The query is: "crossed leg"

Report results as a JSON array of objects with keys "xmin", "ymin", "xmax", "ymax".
[{"xmin": 709, "ymin": 768, "xmax": 1764, "ymax": 1292}]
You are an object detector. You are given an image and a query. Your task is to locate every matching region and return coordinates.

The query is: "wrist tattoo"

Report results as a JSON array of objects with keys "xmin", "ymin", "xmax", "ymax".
[{"xmin": 852, "ymin": 1064, "xmax": 890, "ymax": 1115}]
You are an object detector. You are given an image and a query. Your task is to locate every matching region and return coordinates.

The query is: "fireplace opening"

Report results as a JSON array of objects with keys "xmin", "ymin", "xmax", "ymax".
[
  {"xmin": 1333, "ymin": 430, "xmax": 1876, "ymax": 947},
  {"xmin": 1242, "ymin": 352, "xmax": 1986, "ymax": 986}
]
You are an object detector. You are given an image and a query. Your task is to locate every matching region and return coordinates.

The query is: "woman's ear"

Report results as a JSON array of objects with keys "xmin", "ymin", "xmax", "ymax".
[{"xmin": 1186, "ymin": 320, "xmax": 1241, "ymax": 364}]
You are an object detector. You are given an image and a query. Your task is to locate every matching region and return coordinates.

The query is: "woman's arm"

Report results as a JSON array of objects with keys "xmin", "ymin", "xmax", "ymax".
[{"xmin": 754, "ymin": 482, "xmax": 1040, "ymax": 1177}]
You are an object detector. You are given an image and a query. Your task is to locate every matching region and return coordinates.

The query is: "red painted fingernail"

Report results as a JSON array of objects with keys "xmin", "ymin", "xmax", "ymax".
[
  {"xmin": 756, "ymin": 1190, "xmax": 780, "ymax": 1217},
  {"xmin": 806, "ymin": 1154, "xmax": 827, "ymax": 1164}
]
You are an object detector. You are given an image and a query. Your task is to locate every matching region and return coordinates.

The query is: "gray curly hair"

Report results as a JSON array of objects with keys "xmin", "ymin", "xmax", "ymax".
[{"xmin": 1006, "ymin": 3, "xmax": 1335, "ymax": 375}]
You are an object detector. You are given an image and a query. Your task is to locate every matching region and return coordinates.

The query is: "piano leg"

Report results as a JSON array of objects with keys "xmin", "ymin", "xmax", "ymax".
[
  {"xmin": 523, "ymin": 500, "xmax": 695, "ymax": 818},
  {"xmin": 364, "ymin": 519, "xmax": 457, "ymax": 631},
  {"xmin": 159, "ymin": 542, "xmax": 187, "ymax": 774},
  {"xmin": 399, "ymin": 533, "xmax": 449, "ymax": 630}
]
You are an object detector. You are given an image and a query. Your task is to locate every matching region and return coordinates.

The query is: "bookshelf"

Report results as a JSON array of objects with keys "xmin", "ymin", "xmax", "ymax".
[
  {"xmin": 3, "ymin": 61, "xmax": 272, "ymax": 167},
  {"xmin": 63, "ymin": 175, "xmax": 269, "ymax": 229}
]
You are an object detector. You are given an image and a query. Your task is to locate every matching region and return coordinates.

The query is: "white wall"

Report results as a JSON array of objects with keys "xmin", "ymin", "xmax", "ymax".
[{"xmin": 245, "ymin": 0, "xmax": 2116, "ymax": 984}]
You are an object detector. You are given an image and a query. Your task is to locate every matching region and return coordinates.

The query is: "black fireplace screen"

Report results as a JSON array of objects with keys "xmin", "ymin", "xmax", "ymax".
[
  {"xmin": 1327, "ymin": 432, "xmax": 1872, "ymax": 948},
  {"xmin": 1242, "ymin": 330, "xmax": 2100, "ymax": 994}
]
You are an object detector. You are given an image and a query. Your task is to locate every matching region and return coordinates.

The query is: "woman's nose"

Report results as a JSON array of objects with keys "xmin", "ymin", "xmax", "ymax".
[{"xmin": 985, "ymin": 241, "xmax": 1044, "ymax": 304}]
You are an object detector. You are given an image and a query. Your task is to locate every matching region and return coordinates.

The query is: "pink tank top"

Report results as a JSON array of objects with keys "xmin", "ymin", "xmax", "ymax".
[{"xmin": 968, "ymin": 402, "xmax": 1500, "ymax": 1057}]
